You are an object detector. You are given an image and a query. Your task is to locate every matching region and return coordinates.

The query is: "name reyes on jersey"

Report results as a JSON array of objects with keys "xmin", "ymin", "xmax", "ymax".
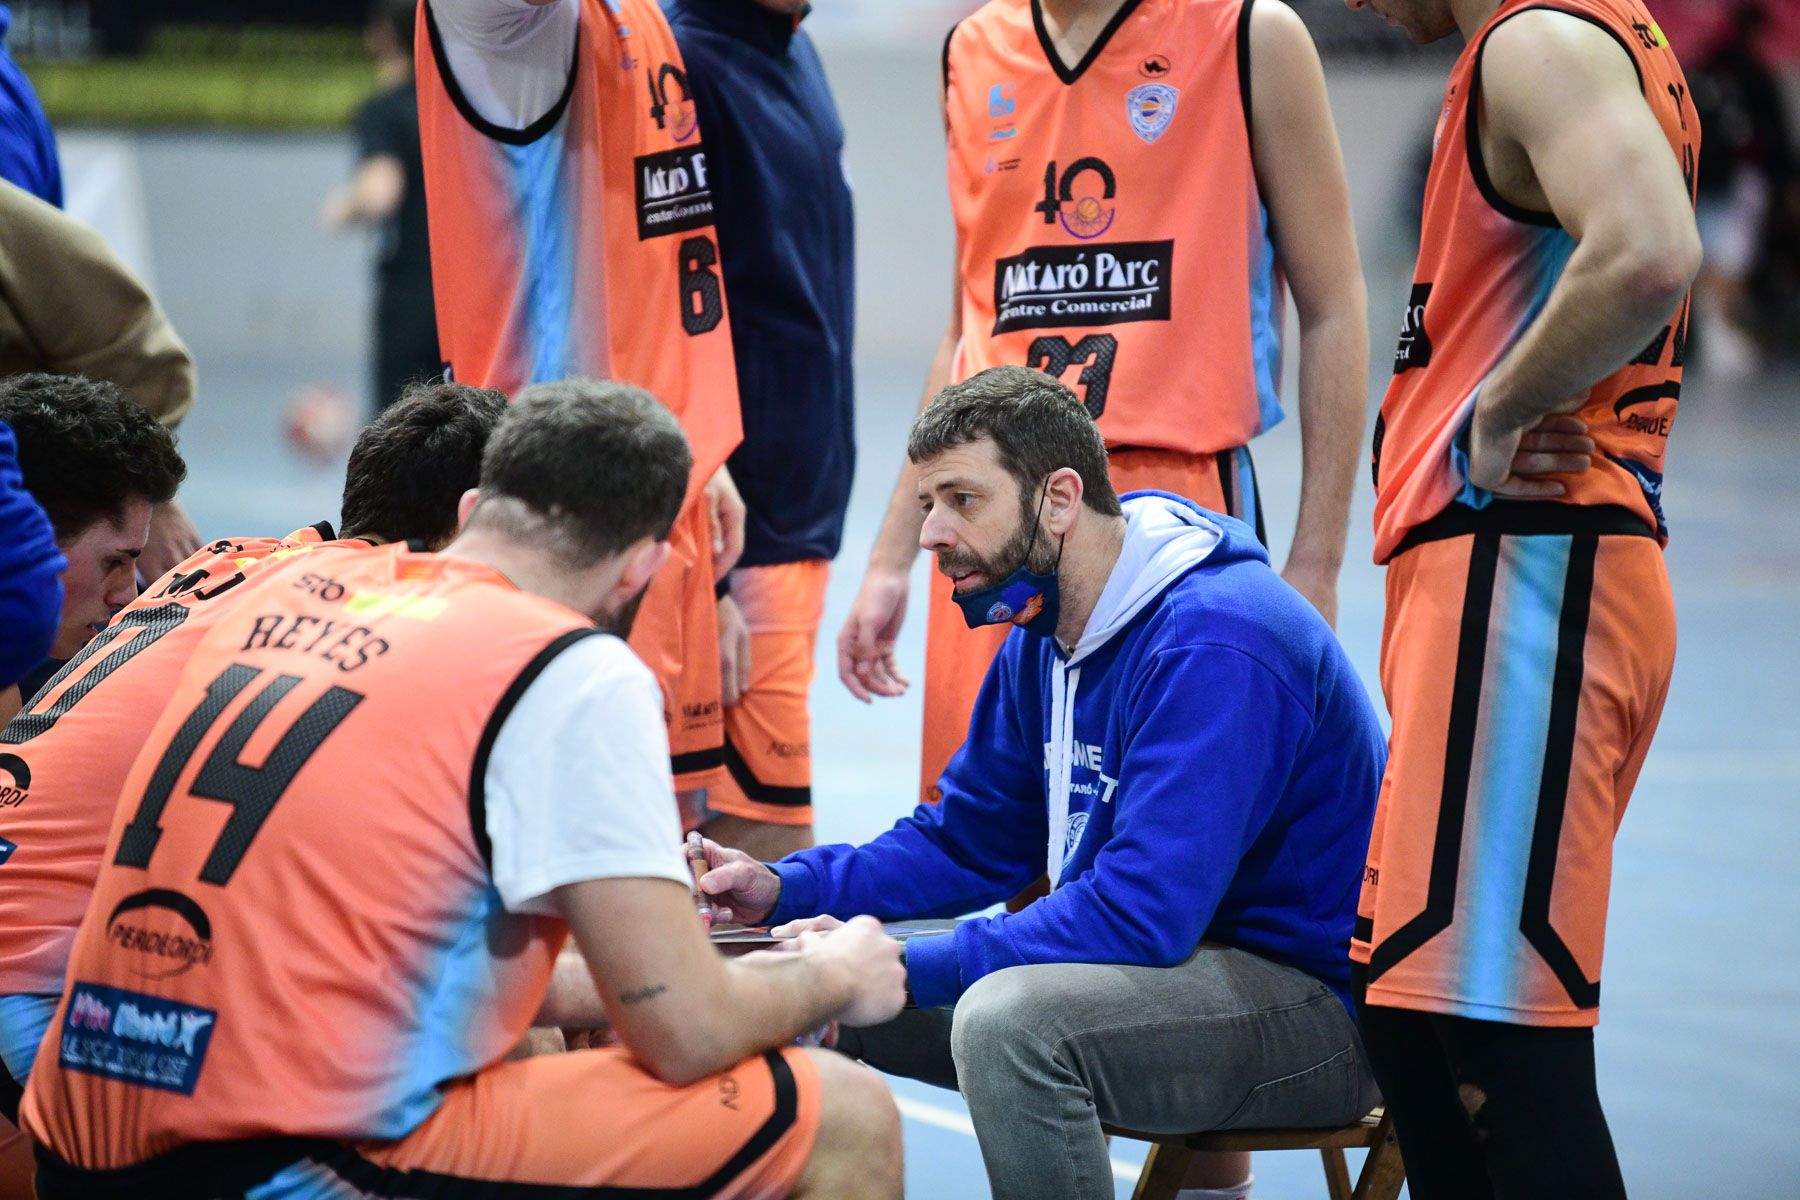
[
  {"xmin": 635, "ymin": 146, "xmax": 715, "ymax": 240},
  {"xmin": 991, "ymin": 240, "xmax": 1173, "ymax": 335}
]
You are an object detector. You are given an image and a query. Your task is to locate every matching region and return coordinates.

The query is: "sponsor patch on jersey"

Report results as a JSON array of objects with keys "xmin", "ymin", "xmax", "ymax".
[
  {"xmin": 991, "ymin": 241, "xmax": 1173, "ymax": 334},
  {"xmin": 635, "ymin": 146, "xmax": 715, "ymax": 241},
  {"xmin": 0, "ymin": 836, "xmax": 14, "ymax": 865},
  {"xmin": 60, "ymin": 982, "xmax": 218, "ymax": 1095},
  {"xmin": 1125, "ymin": 83, "xmax": 1178, "ymax": 144},
  {"xmin": 0, "ymin": 751, "xmax": 28, "ymax": 809}
]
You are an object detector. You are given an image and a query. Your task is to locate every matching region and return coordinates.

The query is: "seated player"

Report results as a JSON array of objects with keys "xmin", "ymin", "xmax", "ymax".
[
  {"xmin": 0, "ymin": 374, "xmax": 185, "ymax": 723},
  {"xmin": 698, "ymin": 367, "xmax": 1387, "ymax": 1200},
  {"xmin": 0, "ymin": 381, "xmax": 504, "ymax": 1199},
  {"xmin": 20, "ymin": 380, "xmax": 904, "ymax": 1200}
]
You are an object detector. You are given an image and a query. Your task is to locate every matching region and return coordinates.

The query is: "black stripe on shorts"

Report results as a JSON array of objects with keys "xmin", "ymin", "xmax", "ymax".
[
  {"xmin": 724, "ymin": 741, "xmax": 811, "ymax": 809},
  {"xmin": 1518, "ymin": 533, "xmax": 1604, "ymax": 1009},
  {"xmin": 1366, "ymin": 531, "xmax": 1502, "ymax": 984}
]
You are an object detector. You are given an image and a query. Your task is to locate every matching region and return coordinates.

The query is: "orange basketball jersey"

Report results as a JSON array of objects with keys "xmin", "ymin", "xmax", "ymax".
[
  {"xmin": 415, "ymin": 0, "xmax": 741, "ymax": 503},
  {"xmin": 1371, "ymin": 0, "xmax": 1698, "ymax": 562},
  {"xmin": 0, "ymin": 526, "xmax": 360, "ymax": 1001},
  {"xmin": 945, "ymin": 0, "xmax": 1284, "ymax": 451},
  {"xmin": 20, "ymin": 545, "xmax": 589, "ymax": 1168}
]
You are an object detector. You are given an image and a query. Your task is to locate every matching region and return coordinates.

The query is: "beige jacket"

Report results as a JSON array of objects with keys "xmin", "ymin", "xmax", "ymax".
[{"xmin": 0, "ymin": 180, "xmax": 194, "ymax": 425}]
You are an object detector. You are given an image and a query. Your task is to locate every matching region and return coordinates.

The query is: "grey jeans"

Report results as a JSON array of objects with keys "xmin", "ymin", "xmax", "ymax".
[{"xmin": 838, "ymin": 944, "xmax": 1380, "ymax": 1200}]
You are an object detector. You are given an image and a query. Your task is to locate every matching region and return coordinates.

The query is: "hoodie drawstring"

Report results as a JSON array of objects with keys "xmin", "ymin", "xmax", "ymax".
[{"xmin": 1046, "ymin": 662, "xmax": 1082, "ymax": 887}]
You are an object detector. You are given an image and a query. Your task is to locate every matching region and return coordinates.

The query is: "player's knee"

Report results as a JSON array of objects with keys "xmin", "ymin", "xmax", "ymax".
[{"xmin": 800, "ymin": 1048, "xmax": 901, "ymax": 1190}]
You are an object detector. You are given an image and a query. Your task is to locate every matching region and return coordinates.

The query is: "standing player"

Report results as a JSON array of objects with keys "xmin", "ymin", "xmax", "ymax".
[
  {"xmin": 837, "ymin": 0, "xmax": 1370, "ymax": 817},
  {"xmin": 0, "ymin": 382, "xmax": 503, "ymax": 1200},
  {"xmin": 19, "ymin": 384, "xmax": 904, "ymax": 1200},
  {"xmin": 416, "ymin": 0, "xmax": 747, "ymax": 806},
  {"xmin": 1345, "ymin": 1, "xmax": 1701, "ymax": 1195},
  {"xmin": 663, "ymin": 0, "xmax": 856, "ymax": 860}
]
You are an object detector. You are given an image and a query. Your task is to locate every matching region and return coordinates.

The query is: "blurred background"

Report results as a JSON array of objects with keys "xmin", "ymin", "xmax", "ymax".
[{"xmin": 6, "ymin": 0, "xmax": 1797, "ymax": 1195}]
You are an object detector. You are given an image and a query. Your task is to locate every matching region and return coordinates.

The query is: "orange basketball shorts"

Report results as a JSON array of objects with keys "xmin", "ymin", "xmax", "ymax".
[
  {"xmin": 1351, "ymin": 521, "xmax": 1675, "ymax": 1027},
  {"xmin": 31, "ymin": 1046, "xmax": 820, "ymax": 1199},
  {"xmin": 632, "ymin": 493, "xmax": 727, "ymax": 793},
  {"xmin": 709, "ymin": 560, "xmax": 829, "ymax": 827},
  {"xmin": 918, "ymin": 445, "xmax": 1262, "ymax": 805}
]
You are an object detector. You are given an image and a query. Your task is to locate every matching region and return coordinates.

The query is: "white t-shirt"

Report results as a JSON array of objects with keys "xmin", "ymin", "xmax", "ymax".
[
  {"xmin": 429, "ymin": 0, "xmax": 580, "ymax": 131},
  {"xmin": 482, "ymin": 632, "xmax": 690, "ymax": 915}
]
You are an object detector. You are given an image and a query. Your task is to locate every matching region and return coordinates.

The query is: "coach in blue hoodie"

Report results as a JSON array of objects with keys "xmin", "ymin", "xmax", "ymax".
[{"xmin": 700, "ymin": 365, "xmax": 1385, "ymax": 1200}]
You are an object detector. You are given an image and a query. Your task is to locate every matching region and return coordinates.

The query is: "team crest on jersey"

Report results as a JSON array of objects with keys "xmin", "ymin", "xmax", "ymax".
[
  {"xmin": 647, "ymin": 63, "xmax": 699, "ymax": 143},
  {"xmin": 1125, "ymin": 83, "xmax": 1178, "ymax": 144}
]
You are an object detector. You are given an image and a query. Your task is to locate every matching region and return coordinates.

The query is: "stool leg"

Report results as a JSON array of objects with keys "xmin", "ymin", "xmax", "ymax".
[
  {"xmin": 1352, "ymin": 1114, "xmax": 1408, "ymax": 1200},
  {"xmin": 1132, "ymin": 1142, "xmax": 1196, "ymax": 1200},
  {"xmin": 1321, "ymin": 1147, "xmax": 1353, "ymax": 1200}
]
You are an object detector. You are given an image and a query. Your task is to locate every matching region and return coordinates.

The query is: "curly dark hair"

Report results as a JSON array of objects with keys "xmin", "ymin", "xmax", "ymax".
[
  {"xmin": 908, "ymin": 365, "xmax": 1122, "ymax": 517},
  {"xmin": 0, "ymin": 373, "xmax": 186, "ymax": 540},
  {"xmin": 339, "ymin": 380, "xmax": 508, "ymax": 548},
  {"xmin": 470, "ymin": 378, "xmax": 691, "ymax": 565}
]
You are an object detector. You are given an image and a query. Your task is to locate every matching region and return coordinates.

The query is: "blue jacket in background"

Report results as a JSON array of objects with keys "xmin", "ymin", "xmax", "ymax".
[
  {"xmin": 663, "ymin": 0, "xmax": 855, "ymax": 566},
  {"xmin": 771, "ymin": 492, "xmax": 1386, "ymax": 1010},
  {"xmin": 0, "ymin": 6, "xmax": 61, "ymax": 207},
  {"xmin": 0, "ymin": 419, "xmax": 63, "ymax": 687}
]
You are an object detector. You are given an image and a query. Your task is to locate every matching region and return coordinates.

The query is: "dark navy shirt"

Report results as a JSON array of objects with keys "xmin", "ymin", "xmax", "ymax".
[
  {"xmin": 0, "ymin": 6, "xmax": 60, "ymax": 207},
  {"xmin": 663, "ymin": 0, "xmax": 855, "ymax": 566}
]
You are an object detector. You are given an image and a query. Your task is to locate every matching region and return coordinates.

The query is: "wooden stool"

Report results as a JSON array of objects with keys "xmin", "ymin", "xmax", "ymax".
[{"xmin": 1103, "ymin": 1108, "xmax": 1405, "ymax": 1200}]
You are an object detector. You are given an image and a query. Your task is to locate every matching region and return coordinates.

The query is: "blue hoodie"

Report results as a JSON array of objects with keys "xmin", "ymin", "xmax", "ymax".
[
  {"xmin": 0, "ymin": 419, "xmax": 63, "ymax": 687},
  {"xmin": 771, "ymin": 492, "xmax": 1385, "ymax": 1010}
]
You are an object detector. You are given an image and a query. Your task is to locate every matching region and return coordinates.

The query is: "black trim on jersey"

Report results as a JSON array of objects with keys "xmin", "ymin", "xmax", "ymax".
[
  {"xmin": 724, "ymin": 741, "xmax": 812, "ymax": 809},
  {"xmin": 1519, "ymin": 533, "xmax": 1604, "ymax": 1009},
  {"xmin": 0, "ymin": 1054, "xmax": 20, "ymax": 1126},
  {"xmin": 1031, "ymin": 0, "xmax": 1147, "ymax": 86},
  {"xmin": 1392, "ymin": 502, "xmax": 1655, "ymax": 557},
  {"xmin": 308, "ymin": 520, "xmax": 338, "ymax": 540},
  {"xmin": 424, "ymin": 0, "xmax": 580, "ymax": 146},
  {"xmin": 941, "ymin": 21, "xmax": 960, "ymax": 102},
  {"xmin": 1237, "ymin": 0, "xmax": 1257, "ymax": 145},
  {"xmin": 1466, "ymin": 4, "xmax": 1647, "ymax": 228},
  {"xmin": 467, "ymin": 628, "xmax": 604, "ymax": 871},
  {"xmin": 1216, "ymin": 449, "xmax": 1237, "ymax": 518},
  {"xmin": 1242, "ymin": 444, "xmax": 1269, "ymax": 546},
  {"xmin": 1353, "ymin": 914, "xmax": 1374, "ymax": 945},
  {"xmin": 1365, "ymin": 532, "xmax": 1500, "ymax": 985},
  {"xmin": 670, "ymin": 745, "xmax": 726, "ymax": 777}
]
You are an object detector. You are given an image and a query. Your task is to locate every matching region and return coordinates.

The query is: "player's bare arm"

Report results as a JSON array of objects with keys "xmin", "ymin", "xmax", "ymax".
[
  {"xmin": 1468, "ymin": 10, "xmax": 1701, "ymax": 497},
  {"xmin": 836, "ymin": 262, "xmax": 961, "ymax": 702},
  {"xmin": 1248, "ymin": 0, "xmax": 1367, "ymax": 628},
  {"xmin": 553, "ymin": 875, "xmax": 904, "ymax": 1086}
]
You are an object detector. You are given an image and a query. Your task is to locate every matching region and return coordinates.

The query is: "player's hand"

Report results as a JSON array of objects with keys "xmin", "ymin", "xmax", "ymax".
[
  {"xmin": 1280, "ymin": 557, "xmax": 1340, "ymax": 629},
  {"xmin": 716, "ymin": 592, "xmax": 751, "ymax": 707},
  {"xmin": 693, "ymin": 837, "xmax": 782, "ymax": 926},
  {"xmin": 1468, "ymin": 410, "xmax": 1594, "ymax": 499},
  {"xmin": 769, "ymin": 914, "xmax": 844, "ymax": 938},
  {"xmin": 836, "ymin": 567, "xmax": 911, "ymax": 702},
  {"xmin": 802, "ymin": 916, "xmax": 906, "ymax": 1028},
  {"xmin": 141, "ymin": 498, "xmax": 202, "ymax": 583},
  {"xmin": 704, "ymin": 465, "xmax": 746, "ymax": 578}
]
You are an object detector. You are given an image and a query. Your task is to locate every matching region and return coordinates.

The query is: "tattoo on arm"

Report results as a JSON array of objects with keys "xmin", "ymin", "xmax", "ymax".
[{"xmin": 619, "ymin": 983, "xmax": 667, "ymax": 1005}]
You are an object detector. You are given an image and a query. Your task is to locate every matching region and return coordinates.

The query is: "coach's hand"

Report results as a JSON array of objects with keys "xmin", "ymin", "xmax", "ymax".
[
  {"xmin": 694, "ymin": 837, "xmax": 782, "ymax": 926},
  {"xmin": 704, "ymin": 465, "xmax": 746, "ymax": 577},
  {"xmin": 837, "ymin": 566, "xmax": 911, "ymax": 702}
]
